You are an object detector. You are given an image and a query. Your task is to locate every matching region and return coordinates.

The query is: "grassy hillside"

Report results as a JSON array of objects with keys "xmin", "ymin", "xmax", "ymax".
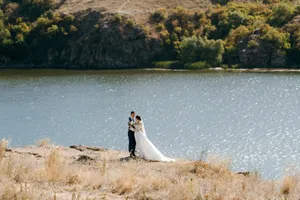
[{"xmin": 0, "ymin": 0, "xmax": 300, "ymax": 68}]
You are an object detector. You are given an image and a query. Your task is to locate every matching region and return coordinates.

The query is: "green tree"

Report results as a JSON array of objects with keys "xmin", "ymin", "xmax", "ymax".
[
  {"xmin": 260, "ymin": 24, "xmax": 290, "ymax": 50},
  {"xmin": 209, "ymin": 4, "xmax": 250, "ymax": 39},
  {"xmin": 46, "ymin": 24, "xmax": 59, "ymax": 36},
  {"xmin": 296, "ymin": 6, "xmax": 300, "ymax": 15},
  {"xmin": 150, "ymin": 8, "xmax": 166, "ymax": 23},
  {"xmin": 179, "ymin": 36, "xmax": 198, "ymax": 63},
  {"xmin": 259, "ymin": 24, "xmax": 291, "ymax": 67},
  {"xmin": 224, "ymin": 25, "xmax": 252, "ymax": 65},
  {"xmin": 269, "ymin": 3, "xmax": 295, "ymax": 27},
  {"xmin": 225, "ymin": 25, "xmax": 251, "ymax": 51},
  {"xmin": 179, "ymin": 36, "xmax": 224, "ymax": 66}
]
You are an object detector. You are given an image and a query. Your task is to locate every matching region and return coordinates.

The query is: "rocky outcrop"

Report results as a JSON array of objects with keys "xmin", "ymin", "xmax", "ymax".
[
  {"xmin": 30, "ymin": 9, "xmax": 163, "ymax": 68},
  {"xmin": 237, "ymin": 32, "xmax": 287, "ymax": 68},
  {"xmin": 62, "ymin": 10, "xmax": 162, "ymax": 68}
]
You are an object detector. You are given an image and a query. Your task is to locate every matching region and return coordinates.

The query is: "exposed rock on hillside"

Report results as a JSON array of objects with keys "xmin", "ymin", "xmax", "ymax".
[
  {"xmin": 238, "ymin": 34, "xmax": 287, "ymax": 68},
  {"xmin": 39, "ymin": 9, "xmax": 163, "ymax": 68}
]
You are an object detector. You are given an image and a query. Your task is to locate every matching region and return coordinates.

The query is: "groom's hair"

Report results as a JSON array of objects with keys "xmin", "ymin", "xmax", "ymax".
[{"xmin": 131, "ymin": 111, "xmax": 135, "ymax": 114}]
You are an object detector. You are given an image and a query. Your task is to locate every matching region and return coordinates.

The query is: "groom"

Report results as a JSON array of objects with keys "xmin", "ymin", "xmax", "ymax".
[{"xmin": 128, "ymin": 111, "xmax": 136, "ymax": 158}]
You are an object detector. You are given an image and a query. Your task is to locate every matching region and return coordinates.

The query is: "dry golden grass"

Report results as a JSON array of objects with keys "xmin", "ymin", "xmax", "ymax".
[
  {"xmin": 1, "ymin": 140, "xmax": 300, "ymax": 199},
  {"xmin": 0, "ymin": 183, "xmax": 33, "ymax": 200},
  {"xmin": 281, "ymin": 176, "xmax": 298, "ymax": 196},
  {"xmin": 0, "ymin": 139, "xmax": 8, "ymax": 162},
  {"xmin": 45, "ymin": 147, "xmax": 65, "ymax": 181},
  {"xmin": 35, "ymin": 138, "xmax": 51, "ymax": 147}
]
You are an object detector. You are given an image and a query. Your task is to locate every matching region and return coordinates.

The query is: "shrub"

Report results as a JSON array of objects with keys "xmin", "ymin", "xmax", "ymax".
[
  {"xmin": 263, "ymin": 0, "xmax": 280, "ymax": 4},
  {"xmin": 225, "ymin": 25, "xmax": 252, "ymax": 51},
  {"xmin": 126, "ymin": 19, "xmax": 134, "ymax": 27},
  {"xmin": 160, "ymin": 30, "xmax": 170, "ymax": 39},
  {"xmin": 260, "ymin": 24, "xmax": 290, "ymax": 50},
  {"xmin": 295, "ymin": 6, "xmax": 300, "ymax": 15},
  {"xmin": 247, "ymin": 39, "xmax": 259, "ymax": 48},
  {"xmin": 44, "ymin": 10, "xmax": 54, "ymax": 19},
  {"xmin": 142, "ymin": 25, "xmax": 150, "ymax": 35},
  {"xmin": 2, "ymin": 38, "xmax": 13, "ymax": 46},
  {"xmin": 209, "ymin": 5, "xmax": 249, "ymax": 39},
  {"xmin": 0, "ymin": 28, "xmax": 11, "ymax": 39},
  {"xmin": 211, "ymin": 0, "xmax": 231, "ymax": 6},
  {"xmin": 293, "ymin": 29, "xmax": 300, "ymax": 49},
  {"xmin": 69, "ymin": 25, "xmax": 78, "ymax": 32},
  {"xmin": 46, "ymin": 24, "xmax": 59, "ymax": 36},
  {"xmin": 269, "ymin": 3, "xmax": 295, "ymax": 27},
  {"xmin": 63, "ymin": 14, "xmax": 75, "ymax": 24},
  {"xmin": 155, "ymin": 23, "xmax": 164, "ymax": 32},
  {"xmin": 16, "ymin": 33, "xmax": 24, "ymax": 43},
  {"xmin": 16, "ymin": 17, "xmax": 23, "ymax": 23},
  {"xmin": 150, "ymin": 8, "xmax": 166, "ymax": 23},
  {"xmin": 179, "ymin": 36, "xmax": 225, "ymax": 66},
  {"xmin": 37, "ymin": 17, "xmax": 51, "ymax": 27},
  {"xmin": 19, "ymin": 22, "xmax": 31, "ymax": 33},
  {"xmin": 184, "ymin": 61, "xmax": 210, "ymax": 69},
  {"xmin": 113, "ymin": 14, "xmax": 122, "ymax": 23},
  {"xmin": 174, "ymin": 26, "xmax": 182, "ymax": 34},
  {"xmin": 179, "ymin": 36, "xmax": 198, "ymax": 63},
  {"xmin": 153, "ymin": 61, "xmax": 183, "ymax": 69}
]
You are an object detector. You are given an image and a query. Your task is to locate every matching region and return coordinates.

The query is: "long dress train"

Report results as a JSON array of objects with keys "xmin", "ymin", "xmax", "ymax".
[{"xmin": 135, "ymin": 121, "xmax": 175, "ymax": 162}]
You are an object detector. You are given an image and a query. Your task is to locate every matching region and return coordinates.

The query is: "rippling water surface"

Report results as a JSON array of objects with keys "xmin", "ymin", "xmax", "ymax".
[{"xmin": 1, "ymin": 70, "xmax": 300, "ymax": 178}]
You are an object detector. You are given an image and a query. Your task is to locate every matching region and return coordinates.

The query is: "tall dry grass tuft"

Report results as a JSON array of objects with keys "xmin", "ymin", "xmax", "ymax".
[
  {"xmin": 206, "ymin": 155, "xmax": 231, "ymax": 171},
  {"xmin": 167, "ymin": 181, "xmax": 196, "ymax": 200},
  {"xmin": 45, "ymin": 147, "xmax": 64, "ymax": 181},
  {"xmin": 0, "ymin": 183, "xmax": 34, "ymax": 200},
  {"xmin": 111, "ymin": 170, "xmax": 136, "ymax": 195},
  {"xmin": 101, "ymin": 155, "xmax": 107, "ymax": 176},
  {"xmin": 281, "ymin": 176, "xmax": 297, "ymax": 195},
  {"xmin": 0, "ymin": 139, "xmax": 9, "ymax": 162},
  {"xmin": 35, "ymin": 138, "xmax": 50, "ymax": 147},
  {"xmin": 66, "ymin": 174, "xmax": 81, "ymax": 185}
]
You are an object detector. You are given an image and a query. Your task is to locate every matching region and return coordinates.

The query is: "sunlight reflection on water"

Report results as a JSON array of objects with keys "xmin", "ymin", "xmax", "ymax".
[{"xmin": 1, "ymin": 70, "xmax": 300, "ymax": 179}]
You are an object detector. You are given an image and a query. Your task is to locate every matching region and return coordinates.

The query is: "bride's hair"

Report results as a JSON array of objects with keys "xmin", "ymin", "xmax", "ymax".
[{"xmin": 136, "ymin": 115, "xmax": 141, "ymax": 121}]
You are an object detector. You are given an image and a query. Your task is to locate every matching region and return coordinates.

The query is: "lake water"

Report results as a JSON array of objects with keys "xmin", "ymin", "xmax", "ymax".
[{"xmin": 1, "ymin": 69, "xmax": 300, "ymax": 179}]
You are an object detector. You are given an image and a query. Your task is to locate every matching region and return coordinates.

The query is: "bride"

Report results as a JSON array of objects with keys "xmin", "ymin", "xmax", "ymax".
[{"xmin": 134, "ymin": 115, "xmax": 175, "ymax": 162}]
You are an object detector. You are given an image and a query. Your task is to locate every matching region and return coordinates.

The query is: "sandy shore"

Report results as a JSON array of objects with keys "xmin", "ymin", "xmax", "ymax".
[{"xmin": 0, "ymin": 139, "xmax": 299, "ymax": 200}]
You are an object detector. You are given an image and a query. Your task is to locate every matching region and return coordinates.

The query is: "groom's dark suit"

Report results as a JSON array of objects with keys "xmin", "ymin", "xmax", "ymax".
[{"xmin": 128, "ymin": 117, "xmax": 136, "ymax": 156}]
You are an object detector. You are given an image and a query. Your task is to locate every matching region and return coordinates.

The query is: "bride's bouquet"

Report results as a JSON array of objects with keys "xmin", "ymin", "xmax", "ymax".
[{"xmin": 129, "ymin": 121, "xmax": 135, "ymax": 129}]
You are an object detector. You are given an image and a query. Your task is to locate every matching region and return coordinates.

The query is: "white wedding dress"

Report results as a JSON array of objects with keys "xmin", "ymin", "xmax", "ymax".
[{"xmin": 135, "ymin": 121, "xmax": 175, "ymax": 162}]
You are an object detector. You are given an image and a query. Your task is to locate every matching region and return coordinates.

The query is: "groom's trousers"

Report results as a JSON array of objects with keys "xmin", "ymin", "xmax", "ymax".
[{"xmin": 128, "ymin": 130, "xmax": 136, "ymax": 154}]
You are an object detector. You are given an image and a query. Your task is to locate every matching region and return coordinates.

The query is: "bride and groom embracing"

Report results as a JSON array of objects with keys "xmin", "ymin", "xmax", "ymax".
[{"xmin": 128, "ymin": 111, "xmax": 175, "ymax": 162}]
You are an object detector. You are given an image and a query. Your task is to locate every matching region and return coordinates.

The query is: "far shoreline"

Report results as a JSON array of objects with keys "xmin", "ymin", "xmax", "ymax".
[{"xmin": 1, "ymin": 67, "xmax": 300, "ymax": 75}]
